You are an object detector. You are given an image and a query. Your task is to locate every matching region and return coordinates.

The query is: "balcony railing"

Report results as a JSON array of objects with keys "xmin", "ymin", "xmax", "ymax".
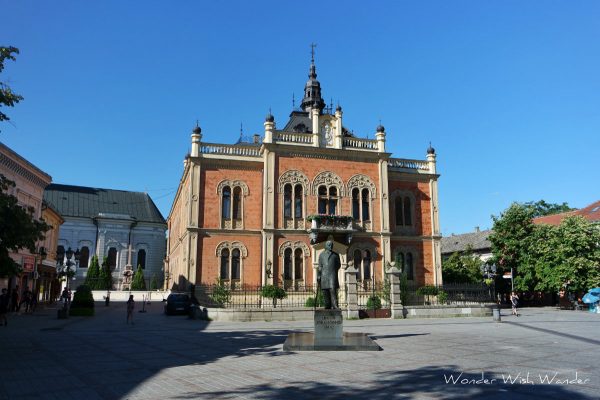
[
  {"xmin": 200, "ymin": 143, "xmax": 261, "ymax": 157},
  {"xmin": 343, "ymin": 137, "xmax": 378, "ymax": 151},
  {"xmin": 388, "ymin": 158, "xmax": 431, "ymax": 173},
  {"xmin": 274, "ymin": 132, "xmax": 313, "ymax": 145}
]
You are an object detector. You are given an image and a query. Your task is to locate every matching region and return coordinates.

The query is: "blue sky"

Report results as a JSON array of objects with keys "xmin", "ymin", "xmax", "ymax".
[{"xmin": 1, "ymin": 1, "xmax": 598, "ymax": 235}]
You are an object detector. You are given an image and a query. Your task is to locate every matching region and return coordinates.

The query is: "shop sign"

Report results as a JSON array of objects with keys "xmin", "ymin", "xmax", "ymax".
[{"xmin": 22, "ymin": 255, "xmax": 35, "ymax": 272}]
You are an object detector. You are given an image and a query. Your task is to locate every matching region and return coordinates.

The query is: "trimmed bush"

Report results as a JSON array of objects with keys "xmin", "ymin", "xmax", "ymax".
[
  {"xmin": 261, "ymin": 285, "xmax": 287, "ymax": 307},
  {"xmin": 150, "ymin": 275, "xmax": 159, "ymax": 290},
  {"xmin": 131, "ymin": 265, "xmax": 146, "ymax": 290},
  {"xmin": 70, "ymin": 285, "xmax": 95, "ymax": 316},
  {"xmin": 366, "ymin": 295, "xmax": 382, "ymax": 310},
  {"xmin": 438, "ymin": 290, "xmax": 449, "ymax": 304},
  {"xmin": 305, "ymin": 290, "xmax": 324, "ymax": 307}
]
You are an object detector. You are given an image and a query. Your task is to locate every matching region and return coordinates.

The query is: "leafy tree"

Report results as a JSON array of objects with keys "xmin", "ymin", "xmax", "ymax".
[
  {"xmin": 131, "ymin": 265, "xmax": 146, "ymax": 290},
  {"xmin": 0, "ymin": 175, "xmax": 50, "ymax": 277},
  {"xmin": 442, "ymin": 246, "xmax": 484, "ymax": 283},
  {"xmin": 261, "ymin": 284, "xmax": 287, "ymax": 307},
  {"xmin": 1, "ymin": 46, "xmax": 23, "ymax": 128},
  {"xmin": 98, "ymin": 257, "xmax": 113, "ymax": 290},
  {"xmin": 84, "ymin": 255, "xmax": 100, "ymax": 289},
  {"xmin": 489, "ymin": 203, "xmax": 536, "ymax": 292},
  {"xmin": 523, "ymin": 200, "xmax": 575, "ymax": 218},
  {"xmin": 531, "ymin": 216, "xmax": 600, "ymax": 293}
]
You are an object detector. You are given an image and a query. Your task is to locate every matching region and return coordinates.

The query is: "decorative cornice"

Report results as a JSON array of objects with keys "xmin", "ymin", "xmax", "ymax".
[
  {"xmin": 278, "ymin": 170, "xmax": 310, "ymax": 193},
  {"xmin": 278, "ymin": 240, "xmax": 310, "ymax": 257},
  {"xmin": 311, "ymin": 171, "xmax": 345, "ymax": 196},
  {"xmin": 347, "ymin": 174, "xmax": 377, "ymax": 198},
  {"xmin": 0, "ymin": 152, "xmax": 51, "ymax": 188},
  {"xmin": 215, "ymin": 241, "xmax": 248, "ymax": 257},
  {"xmin": 216, "ymin": 180, "xmax": 249, "ymax": 196}
]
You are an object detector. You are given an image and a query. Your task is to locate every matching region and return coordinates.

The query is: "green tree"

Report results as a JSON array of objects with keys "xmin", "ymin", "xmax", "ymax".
[
  {"xmin": 532, "ymin": 216, "xmax": 600, "ymax": 293},
  {"xmin": 489, "ymin": 203, "xmax": 536, "ymax": 291},
  {"xmin": 84, "ymin": 255, "xmax": 100, "ymax": 289},
  {"xmin": 442, "ymin": 246, "xmax": 484, "ymax": 283},
  {"xmin": 523, "ymin": 200, "xmax": 575, "ymax": 218},
  {"xmin": 98, "ymin": 257, "xmax": 113, "ymax": 290},
  {"xmin": 0, "ymin": 175, "xmax": 50, "ymax": 277},
  {"xmin": 150, "ymin": 274, "xmax": 159, "ymax": 290},
  {"xmin": 131, "ymin": 265, "xmax": 146, "ymax": 290},
  {"xmin": 1, "ymin": 46, "xmax": 23, "ymax": 128}
]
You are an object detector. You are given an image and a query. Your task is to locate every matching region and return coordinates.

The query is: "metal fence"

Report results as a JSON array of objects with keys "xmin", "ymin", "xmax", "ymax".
[
  {"xmin": 195, "ymin": 283, "xmax": 322, "ymax": 309},
  {"xmin": 402, "ymin": 283, "xmax": 494, "ymax": 306}
]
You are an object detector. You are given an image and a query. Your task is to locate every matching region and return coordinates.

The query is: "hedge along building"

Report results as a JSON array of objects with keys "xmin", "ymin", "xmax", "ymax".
[{"xmin": 166, "ymin": 55, "xmax": 442, "ymax": 292}]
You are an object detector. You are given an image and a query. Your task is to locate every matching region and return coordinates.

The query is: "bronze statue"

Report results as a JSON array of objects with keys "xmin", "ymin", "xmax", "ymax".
[{"xmin": 317, "ymin": 240, "xmax": 341, "ymax": 309}]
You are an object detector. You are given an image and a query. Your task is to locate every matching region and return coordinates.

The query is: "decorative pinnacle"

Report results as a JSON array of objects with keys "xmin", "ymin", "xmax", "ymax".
[{"xmin": 310, "ymin": 42, "xmax": 317, "ymax": 63}]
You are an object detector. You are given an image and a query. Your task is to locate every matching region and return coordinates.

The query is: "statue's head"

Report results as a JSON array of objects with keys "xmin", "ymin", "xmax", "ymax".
[{"xmin": 325, "ymin": 240, "xmax": 333, "ymax": 251}]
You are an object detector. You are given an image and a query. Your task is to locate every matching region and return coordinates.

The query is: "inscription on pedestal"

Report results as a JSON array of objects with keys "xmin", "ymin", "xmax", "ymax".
[{"xmin": 314, "ymin": 309, "xmax": 343, "ymax": 343}]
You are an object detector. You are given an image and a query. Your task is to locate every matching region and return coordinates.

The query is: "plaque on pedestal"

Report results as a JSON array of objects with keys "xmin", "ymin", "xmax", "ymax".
[{"xmin": 283, "ymin": 309, "xmax": 381, "ymax": 351}]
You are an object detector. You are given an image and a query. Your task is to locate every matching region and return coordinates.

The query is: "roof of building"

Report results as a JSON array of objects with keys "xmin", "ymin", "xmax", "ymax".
[
  {"xmin": 533, "ymin": 200, "xmax": 600, "ymax": 226},
  {"xmin": 0, "ymin": 141, "xmax": 52, "ymax": 186},
  {"xmin": 441, "ymin": 229, "xmax": 492, "ymax": 255},
  {"xmin": 44, "ymin": 183, "xmax": 166, "ymax": 224}
]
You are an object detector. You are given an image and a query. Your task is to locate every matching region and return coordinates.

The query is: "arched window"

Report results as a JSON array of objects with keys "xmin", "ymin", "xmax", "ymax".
[
  {"xmin": 294, "ymin": 184, "xmax": 303, "ymax": 218},
  {"xmin": 56, "ymin": 245, "xmax": 65, "ymax": 264},
  {"xmin": 294, "ymin": 248, "xmax": 303, "ymax": 280},
  {"xmin": 318, "ymin": 186, "xmax": 327, "ymax": 214},
  {"xmin": 232, "ymin": 187, "xmax": 242, "ymax": 220},
  {"xmin": 328, "ymin": 187, "xmax": 338, "ymax": 215},
  {"xmin": 222, "ymin": 186, "xmax": 231, "ymax": 220},
  {"xmin": 361, "ymin": 188, "xmax": 370, "ymax": 221},
  {"xmin": 137, "ymin": 249, "xmax": 146, "ymax": 269},
  {"xmin": 284, "ymin": 184, "xmax": 292, "ymax": 218},
  {"xmin": 363, "ymin": 250, "xmax": 372, "ymax": 280},
  {"xmin": 79, "ymin": 246, "xmax": 90, "ymax": 269},
  {"xmin": 216, "ymin": 242, "xmax": 247, "ymax": 285},
  {"xmin": 404, "ymin": 197, "xmax": 412, "ymax": 226},
  {"xmin": 218, "ymin": 180, "xmax": 249, "ymax": 229},
  {"xmin": 231, "ymin": 249, "xmax": 241, "ymax": 280},
  {"xmin": 393, "ymin": 192, "xmax": 415, "ymax": 228},
  {"xmin": 353, "ymin": 249, "xmax": 362, "ymax": 275},
  {"xmin": 220, "ymin": 248, "xmax": 230, "ymax": 279},
  {"xmin": 394, "ymin": 250, "xmax": 415, "ymax": 281},
  {"xmin": 312, "ymin": 172, "xmax": 344, "ymax": 216},
  {"xmin": 107, "ymin": 247, "xmax": 117, "ymax": 271},
  {"xmin": 283, "ymin": 248, "xmax": 292, "ymax": 280},
  {"xmin": 352, "ymin": 188, "xmax": 360, "ymax": 220}
]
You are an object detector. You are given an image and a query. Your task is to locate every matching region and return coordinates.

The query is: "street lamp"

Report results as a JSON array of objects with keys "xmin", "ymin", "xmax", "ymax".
[{"xmin": 62, "ymin": 247, "xmax": 80, "ymax": 291}]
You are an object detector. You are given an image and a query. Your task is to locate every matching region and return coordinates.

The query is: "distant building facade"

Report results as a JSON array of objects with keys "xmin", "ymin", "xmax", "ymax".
[
  {"xmin": 44, "ymin": 184, "xmax": 167, "ymax": 289},
  {"xmin": 441, "ymin": 228, "xmax": 492, "ymax": 263},
  {"xmin": 166, "ymin": 57, "xmax": 442, "ymax": 291},
  {"xmin": 533, "ymin": 200, "xmax": 600, "ymax": 226},
  {"xmin": 0, "ymin": 141, "xmax": 62, "ymax": 301}
]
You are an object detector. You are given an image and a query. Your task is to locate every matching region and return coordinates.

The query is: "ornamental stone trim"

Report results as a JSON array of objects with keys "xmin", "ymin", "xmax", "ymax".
[
  {"xmin": 311, "ymin": 171, "xmax": 345, "ymax": 196},
  {"xmin": 347, "ymin": 174, "xmax": 377, "ymax": 198},
  {"xmin": 215, "ymin": 241, "xmax": 248, "ymax": 258},
  {"xmin": 277, "ymin": 170, "xmax": 310, "ymax": 193},
  {"xmin": 216, "ymin": 180, "xmax": 249, "ymax": 196},
  {"xmin": 278, "ymin": 240, "xmax": 310, "ymax": 257}
]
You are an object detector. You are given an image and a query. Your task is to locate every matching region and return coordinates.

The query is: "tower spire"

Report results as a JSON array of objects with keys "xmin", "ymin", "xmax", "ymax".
[{"xmin": 301, "ymin": 43, "xmax": 325, "ymax": 113}]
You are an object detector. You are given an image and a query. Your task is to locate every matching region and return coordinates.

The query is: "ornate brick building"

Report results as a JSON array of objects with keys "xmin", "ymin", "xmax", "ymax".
[{"xmin": 166, "ymin": 58, "xmax": 442, "ymax": 291}]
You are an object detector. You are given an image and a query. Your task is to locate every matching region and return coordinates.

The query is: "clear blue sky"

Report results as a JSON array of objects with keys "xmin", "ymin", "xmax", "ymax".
[{"xmin": 1, "ymin": 1, "xmax": 598, "ymax": 235}]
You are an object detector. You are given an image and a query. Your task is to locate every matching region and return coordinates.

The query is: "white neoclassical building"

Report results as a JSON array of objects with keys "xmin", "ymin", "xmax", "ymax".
[{"xmin": 44, "ymin": 184, "xmax": 167, "ymax": 289}]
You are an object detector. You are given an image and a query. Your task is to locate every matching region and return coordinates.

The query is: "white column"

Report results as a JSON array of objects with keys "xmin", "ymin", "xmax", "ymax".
[
  {"xmin": 334, "ymin": 108, "xmax": 343, "ymax": 149},
  {"xmin": 311, "ymin": 108, "xmax": 320, "ymax": 147}
]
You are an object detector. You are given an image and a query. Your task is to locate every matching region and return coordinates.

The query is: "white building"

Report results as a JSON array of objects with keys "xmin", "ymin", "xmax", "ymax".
[{"xmin": 44, "ymin": 184, "xmax": 167, "ymax": 289}]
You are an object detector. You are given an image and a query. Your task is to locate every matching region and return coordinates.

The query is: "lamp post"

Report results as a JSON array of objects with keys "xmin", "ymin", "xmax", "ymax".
[{"xmin": 34, "ymin": 246, "xmax": 47, "ymax": 304}]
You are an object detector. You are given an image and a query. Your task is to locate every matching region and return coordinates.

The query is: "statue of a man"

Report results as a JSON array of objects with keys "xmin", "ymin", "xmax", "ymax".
[{"xmin": 317, "ymin": 240, "xmax": 341, "ymax": 309}]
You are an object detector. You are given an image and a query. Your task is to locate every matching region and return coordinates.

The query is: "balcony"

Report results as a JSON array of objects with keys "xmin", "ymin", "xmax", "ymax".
[{"xmin": 307, "ymin": 215, "xmax": 354, "ymax": 244}]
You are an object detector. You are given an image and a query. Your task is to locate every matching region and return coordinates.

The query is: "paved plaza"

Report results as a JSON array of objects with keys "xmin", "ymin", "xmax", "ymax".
[{"xmin": 0, "ymin": 302, "xmax": 599, "ymax": 400}]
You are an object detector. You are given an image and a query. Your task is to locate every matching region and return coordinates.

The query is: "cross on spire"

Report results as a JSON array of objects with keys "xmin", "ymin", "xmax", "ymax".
[{"xmin": 310, "ymin": 43, "xmax": 317, "ymax": 62}]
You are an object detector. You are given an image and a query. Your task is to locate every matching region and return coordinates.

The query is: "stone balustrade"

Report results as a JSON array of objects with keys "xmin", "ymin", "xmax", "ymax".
[
  {"xmin": 388, "ymin": 158, "xmax": 431, "ymax": 173},
  {"xmin": 343, "ymin": 137, "xmax": 378, "ymax": 151},
  {"xmin": 200, "ymin": 143, "xmax": 261, "ymax": 157},
  {"xmin": 274, "ymin": 132, "xmax": 314, "ymax": 144}
]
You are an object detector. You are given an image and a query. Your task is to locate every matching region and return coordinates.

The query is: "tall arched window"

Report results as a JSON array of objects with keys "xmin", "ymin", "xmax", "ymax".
[
  {"xmin": 394, "ymin": 250, "xmax": 415, "ymax": 281},
  {"xmin": 361, "ymin": 188, "xmax": 370, "ymax": 221},
  {"xmin": 294, "ymin": 248, "xmax": 303, "ymax": 280},
  {"xmin": 222, "ymin": 186, "xmax": 231, "ymax": 220},
  {"xmin": 232, "ymin": 187, "xmax": 242, "ymax": 220},
  {"xmin": 137, "ymin": 249, "xmax": 146, "ymax": 269},
  {"xmin": 107, "ymin": 247, "xmax": 117, "ymax": 271},
  {"xmin": 352, "ymin": 188, "xmax": 360, "ymax": 220},
  {"xmin": 394, "ymin": 197, "xmax": 403, "ymax": 225},
  {"xmin": 294, "ymin": 184, "xmax": 303, "ymax": 218},
  {"xmin": 79, "ymin": 246, "xmax": 90, "ymax": 268},
  {"xmin": 404, "ymin": 197, "xmax": 412, "ymax": 226},
  {"xmin": 284, "ymin": 184, "xmax": 292, "ymax": 218},
  {"xmin": 363, "ymin": 250, "xmax": 372, "ymax": 280},
  {"xmin": 406, "ymin": 252, "xmax": 414, "ymax": 280},
  {"xmin": 283, "ymin": 248, "xmax": 292, "ymax": 280},
  {"xmin": 318, "ymin": 186, "xmax": 327, "ymax": 214},
  {"xmin": 220, "ymin": 249, "xmax": 230, "ymax": 279},
  {"xmin": 350, "ymin": 246, "xmax": 376, "ymax": 285},
  {"xmin": 231, "ymin": 249, "xmax": 240, "ymax": 280},
  {"xmin": 328, "ymin": 187, "xmax": 338, "ymax": 215},
  {"xmin": 393, "ymin": 192, "xmax": 415, "ymax": 228},
  {"xmin": 353, "ymin": 249, "xmax": 362, "ymax": 275}
]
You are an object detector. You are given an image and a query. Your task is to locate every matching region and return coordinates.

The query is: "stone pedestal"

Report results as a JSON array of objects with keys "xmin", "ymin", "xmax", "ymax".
[{"xmin": 283, "ymin": 309, "xmax": 381, "ymax": 351}]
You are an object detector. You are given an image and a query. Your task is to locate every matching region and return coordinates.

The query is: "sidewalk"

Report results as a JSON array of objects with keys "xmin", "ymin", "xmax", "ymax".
[{"xmin": 0, "ymin": 305, "xmax": 598, "ymax": 399}]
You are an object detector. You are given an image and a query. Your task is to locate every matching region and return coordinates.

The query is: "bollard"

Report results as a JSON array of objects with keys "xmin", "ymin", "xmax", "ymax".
[{"xmin": 493, "ymin": 305, "xmax": 501, "ymax": 322}]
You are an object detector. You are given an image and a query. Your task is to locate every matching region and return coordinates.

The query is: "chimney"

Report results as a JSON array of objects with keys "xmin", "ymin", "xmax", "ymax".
[{"xmin": 253, "ymin": 134, "xmax": 260, "ymax": 144}]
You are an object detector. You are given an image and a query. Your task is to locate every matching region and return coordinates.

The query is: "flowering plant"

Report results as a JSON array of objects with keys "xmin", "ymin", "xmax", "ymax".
[{"xmin": 306, "ymin": 214, "xmax": 353, "ymax": 224}]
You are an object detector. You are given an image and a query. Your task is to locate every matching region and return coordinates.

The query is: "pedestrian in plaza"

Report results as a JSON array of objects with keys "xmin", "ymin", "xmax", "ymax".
[
  {"xmin": 511, "ymin": 291, "xmax": 520, "ymax": 316},
  {"xmin": 0, "ymin": 288, "xmax": 9, "ymax": 326},
  {"xmin": 126, "ymin": 294, "xmax": 135, "ymax": 324},
  {"xmin": 19, "ymin": 289, "xmax": 32, "ymax": 313},
  {"xmin": 10, "ymin": 285, "xmax": 19, "ymax": 313}
]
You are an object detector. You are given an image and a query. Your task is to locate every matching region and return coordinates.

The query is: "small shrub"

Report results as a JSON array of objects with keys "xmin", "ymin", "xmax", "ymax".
[
  {"xmin": 71, "ymin": 285, "xmax": 95, "ymax": 309},
  {"xmin": 366, "ymin": 295, "xmax": 382, "ymax": 310},
  {"xmin": 416, "ymin": 285, "xmax": 439, "ymax": 296},
  {"xmin": 150, "ymin": 275, "xmax": 159, "ymax": 290},
  {"xmin": 438, "ymin": 290, "xmax": 448, "ymax": 304},
  {"xmin": 131, "ymin": 265, "xmax": 146, "ymax": 290},
  {"xmin": 261, "ymin": 285, "xmax": 287, "ymax": 307},
  {"xmin": 305, "ymin": 291, "xmax": 324, "ymax": 307},
  {"xmin": 210, "ymin": 278, "xmax": 231, "ymax": 306}
]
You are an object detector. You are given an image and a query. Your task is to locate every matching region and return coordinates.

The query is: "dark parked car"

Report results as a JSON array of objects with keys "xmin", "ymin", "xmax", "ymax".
[{"xmin": 164, "ymin": 293, "xmax": 191, "ymax": 315}]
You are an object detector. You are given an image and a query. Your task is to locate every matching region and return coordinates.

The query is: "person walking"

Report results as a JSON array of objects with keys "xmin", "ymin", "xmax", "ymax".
[
  {"xmin": 0, "ymin": 288, "xmax": 9, "ymax": 326},
  {"xmin": 126, "ymin": 295, "xmax": 135, "ymax": 324},
  {"xmin": 10, "ymin": 285, "xmax": 19, "ymax": 313},
  {"xmin": 511, "ymin": 291, "xmax": 520, "ymax": 316}
]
